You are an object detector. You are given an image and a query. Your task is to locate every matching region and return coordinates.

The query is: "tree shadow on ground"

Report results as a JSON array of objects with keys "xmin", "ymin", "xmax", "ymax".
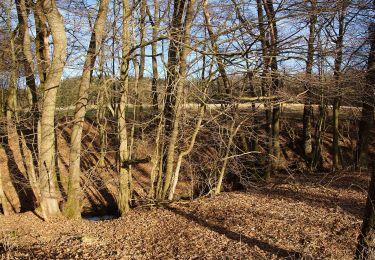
[
  {"xmin": 165, "ymin": 205, "xmax": 301, "ymax": 259},
  {"xmin": 0, "ymin": 132, "xmax": 35, "ymax": 212},
  {"xmin": 248, "ymin": 184, "xmax": 364, "ymax": 218}
]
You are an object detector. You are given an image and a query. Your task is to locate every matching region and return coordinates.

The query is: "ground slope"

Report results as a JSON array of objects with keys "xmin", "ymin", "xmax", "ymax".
[{"xmin": 0, "ymin": 171, "xmax": 367, "ymax": 259}]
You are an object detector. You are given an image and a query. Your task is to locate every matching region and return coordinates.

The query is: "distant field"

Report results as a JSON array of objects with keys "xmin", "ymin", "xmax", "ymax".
[{"xmin": 55, "ymin": 103, "xmax": 362, "ymax": 120}]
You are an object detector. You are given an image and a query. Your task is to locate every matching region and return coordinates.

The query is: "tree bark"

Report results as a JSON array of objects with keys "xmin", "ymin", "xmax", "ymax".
[
  {"xmin": 256, "ymin": 0, "xmax": 271, "ymax": 180},
  {"xmin": 39, "ymin": 0, "xmax": 67, "ymax": 218},
  {"xmin": 161, "ymin": 0, "xmax": 196, "ymax": 199},
  {"xmin": 332, "ymin": 1, "xmax": 346, "ymax": 171},
  {"xmin": 138, "ymin": 0, "xmax": 146, "ymax": 79},
  {"xmin": 356, "ymin": 168, "xmax": 375, "ymax": 259},
  {"xmin": 263, "ymin": 0, "xmax": 280, "ymax": 170},
  {"xmin": 33, "ymin": 0, "xmax": 50, "ymax": 84},
  {"xmin": 64, "ymin": 0, "xmax": 109, "ymax": 219},
  {"xmin": 202, "ymin": 0, "xmax": 230, "ymax": 95},
  {"xmin": 147, "ymin": 0, "xmax": 159, "ymax": 110},
  {"xmin": 357, "ymin": 21, "xmax": 375, "ymax": 168},
  {"xmin": 118, "ymin": 0, "xmax": 131, "ymax": 215},
  {"xmin": 0, "ymin": 163, "xmax": 10, "ymax": 215},
  {"xmin": 303, "ymin": 0, "xmax": 317, "ymax": 161},
  {"xmin": 15, "ymin": 0, "xmax": 38, "ymax": 112}
]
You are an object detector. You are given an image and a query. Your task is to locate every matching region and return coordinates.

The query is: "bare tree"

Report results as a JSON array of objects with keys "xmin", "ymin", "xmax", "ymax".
[
  {"xmin": 302, "ymin": 0, "xmax": 317, "ymax": 162},
  {"xmin": 118, "ymin": 0, "xmax": 131, "ymax": 215},
  {"xmin": 38, "ymin": 0, "xmax": 67, "ymax": 218},
  {"xmin": 331, "ymin": 0, "xmax": 348, "ymax": 170},
  {"xmin": 64, "ymin": 0, "xmax": 109, "ymax": 219},
  {"xmin": 355, "ymin": 9, "xmax": 375, "ymax": 259},
  {"xmin": 357, "ymin": 18, "xmax": 375, "ymax": 168},
  {"xmin": 161, "ymin": 0, "xmax": 196, "ymax": 200}
]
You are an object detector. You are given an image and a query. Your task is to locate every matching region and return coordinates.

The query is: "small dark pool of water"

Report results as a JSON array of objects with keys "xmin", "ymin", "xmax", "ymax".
[{"xmin": 83, "ymin": 215, "xmax": 116, "ymax": 221}]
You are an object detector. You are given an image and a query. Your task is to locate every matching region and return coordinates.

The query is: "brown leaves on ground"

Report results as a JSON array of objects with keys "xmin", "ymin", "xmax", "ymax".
[{"xmin": 0, "ymin": 171, "xmax": 367, "ymax": 259}]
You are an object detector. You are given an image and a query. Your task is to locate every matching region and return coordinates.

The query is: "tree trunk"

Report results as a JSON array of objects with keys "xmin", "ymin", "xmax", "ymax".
[
  {"xmin": 202, "ymin": 0, "xmax": 230, "ymax": 95},
  {"xmin": 263, "ymin": 0, "xmax": 280, "ymax": 170},
  {"xmin": 15, "ymin": 0, "xmax": 38, "ymax": 113},
  {"xmin": 357, "ymin": 21, "xmax": 375, "ymax": 168},
  {"xmin": 4, "ymin": 3, "xmax": 18, "ymax": 215},
  {"xmin": 148, "ymin": 0, "xmax": 159, "ymax": 110},
  {"xmin": 355, "ymin": 168, "xmax": 375, "ymax": 259},
  {"xmin": 0, "ymin": 164, "xmax": 10, "ymax": 215},
  {"xmin": 64, "ymin": 0, "xmax": 109, "ymax": 219},
  {"xmin": 33, "ymin": 0, "xmax": 51, "ymax": 84},
  {"xmin": 138, "ymin": 0, "xmax": 146, "ymax": 80},
  {"xmin": 118, "ymin": 0, "xmax": 131, "ymax": 215},
  {"xmin": 332, "ymin": 96, "xmax": 340, "ymax": 169},
  {"xmin": 161, "ymin": 0, "xmax": 196, "ymax": 199},
  {"xmin": 303, "ymin": 0, "xmax": 317, "ymax": 161},
  {"xmin": 256, "ymin": 0, "xmax": 271, "ymax": 180},
  {"xmin": 332, "ymin": 1, "xmax": 346, "ymax": 171},
  {"xmin": 39, "ymin": 0, "xmax": 67, "ymax": 218}
]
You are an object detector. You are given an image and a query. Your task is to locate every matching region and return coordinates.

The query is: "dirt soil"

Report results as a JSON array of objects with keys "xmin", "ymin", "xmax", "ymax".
[{"xmin": 0, "ymin": 171, "xmax": 368, "ymax": 259}]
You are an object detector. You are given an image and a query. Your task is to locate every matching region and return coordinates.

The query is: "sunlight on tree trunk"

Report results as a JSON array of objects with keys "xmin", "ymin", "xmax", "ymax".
[
  {"xmin": 65, "ymin": 0, "xmax": 109, "ymax": 219},
  {"xmin": 39, "ymin": 0, "xmax": 67, "ymax": 218}
]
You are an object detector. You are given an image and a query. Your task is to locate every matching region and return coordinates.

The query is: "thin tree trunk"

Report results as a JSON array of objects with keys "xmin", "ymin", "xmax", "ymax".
[
  {"xmin": 168, "ymin": 88, "xmax": 208, "ymax": 200},
  {"xmin": 0, "ymin": 164, "xmax": 10, "ymax": 215},
  {"xmin": 215, "ymin": 117, "xmax": 240, "ymax": 194},
  {"xmin": 303, "ymin": 0, "xmax": 317, "ymax": 161},
  {"xmin": 118, "ymin": 0, "xmax": 131, "ymax": 215},
  {"xmin": 138, "ymin": 0, "xmax": 146, "ymax": 80},
  {"xmin": 256, "ymin": 0, "xmax": 271, "ymax": 180},
  {"xmin": 97, "ymin": 48, "xmax": 108, "ymax": 168},
  {"xmin": 147, "ymin": 0, "xmax": 159, "ymax": 110},
  {"xmin": 311, "ymin": 91, "xmax": 326, "ymax": 170},
  {"xmin": 4, "ymin": 2, "xmax": 18, "ymax": 214},
  {"xmin": 33, "ymin": 0, "xmax": 50, "ymax": 84},
  {"xmin": 263, "ymin": 0, "xmax": 280, "ymax": 170},
  {"xmin": 64, "ymin": 0, "xmax": 109, "ymax": 219},
  {"xmin": 15, "ymin": 1, "xmax": 41, "ymax": 203},
  {"xmin": 332, "ymin": 1, "xmax": 346, "ymax": 171},
  {"xmin": 15, "ymin": 0, "xmax": 38, "ymax": 113},
  {"xmin": 202, "ymin": 0, "xmax": 230, "ymax": 95},
  {"xmin": 39, "ymin": 0, "xmax": 67, "ymax": 218}
]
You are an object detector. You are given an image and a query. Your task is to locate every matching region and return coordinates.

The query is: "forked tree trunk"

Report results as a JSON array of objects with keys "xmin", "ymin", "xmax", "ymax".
[
  {"xmin": 357, "ymin": 21, "xmax": 375, "ymax": 168},
  {"xmin": 118, "ymin": 0, "xmax": 131, "ymax": 215},
  {"xmin": 168, "ymin": 83, "xmax": 209, "ymax": 200},
  {"xmin": 39, "ymin": 0, "xmax": 67, "ymax": 218},
  {"xmin": 161, "ymin": 0, "xmax": 196, "ymax": 199},
  {"xmin": 64, "ymin": 0, "xmax": 109, "ymax": 219},
  {"xmin": 160, "ymin": 0, "xmax": 187, "ymax": 199}
]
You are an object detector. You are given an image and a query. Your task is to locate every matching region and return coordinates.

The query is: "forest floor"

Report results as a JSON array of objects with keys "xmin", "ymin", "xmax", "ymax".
[{"xmin": 0, "ymin": 171, "xmax": 368, "ymax": 259}]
